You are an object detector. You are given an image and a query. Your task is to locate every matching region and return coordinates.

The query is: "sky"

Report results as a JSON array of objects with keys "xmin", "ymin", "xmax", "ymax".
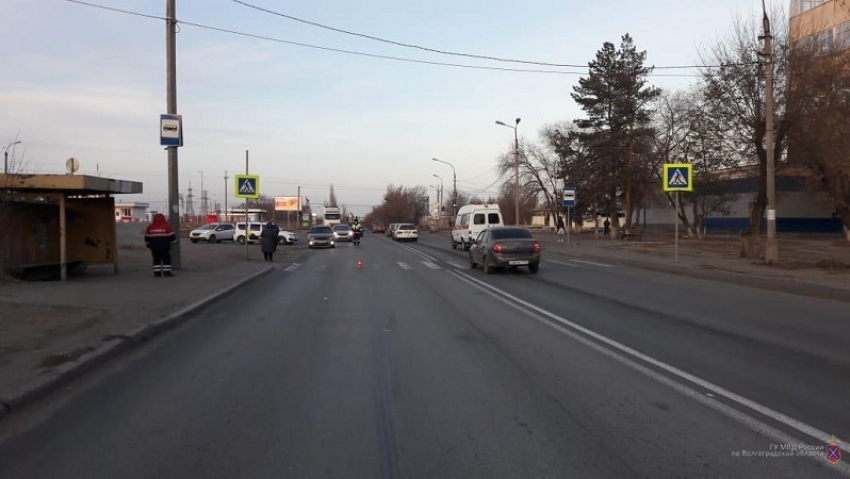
[{"xmin": 1, "ymin": 0, "xmax": 784, "ymax": 218}]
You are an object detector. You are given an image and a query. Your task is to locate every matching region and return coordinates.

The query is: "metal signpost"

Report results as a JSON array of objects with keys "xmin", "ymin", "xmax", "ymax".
[
  {"xmin": 662, "ymin": 164, "xmax": 693, "ymax": 264},
  {"xmin": 562, "ymin": 186, "xmax": 577, "ymax": 246},
  {"xmin": 235, "ymin": 158, "xmax": 259, "ymax": 260}
]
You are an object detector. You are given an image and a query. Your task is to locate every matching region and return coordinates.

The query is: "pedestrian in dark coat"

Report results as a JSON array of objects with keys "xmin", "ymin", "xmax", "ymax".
[
  {"xmin": 260, "ymin": 221, "xmax": 280, "ymax": 262},
  {"xmin": 145, "ymin": 213, "xmax": 177, "ymax": 277}
]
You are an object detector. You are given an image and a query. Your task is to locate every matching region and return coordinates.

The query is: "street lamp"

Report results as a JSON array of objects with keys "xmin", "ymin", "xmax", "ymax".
[
  {"xmin": 432, "ymin": 174, "xmax": 444, "ymax": 215},
  {"xmin": 496, "ymin": 118, "xmax": 521, "ymax": 225},
  {"xmin": 3, "ymin": 141, "xmax": 22, "ymax": 174},
  {"xmin": 432, "ymin": 158, "xmax": 457, "ymax": 219}
]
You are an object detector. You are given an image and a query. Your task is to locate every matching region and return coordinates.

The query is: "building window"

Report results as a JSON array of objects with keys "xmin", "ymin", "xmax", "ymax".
[
  {"xmin": 122, "ymin": 208, "xmax": 131, "ymax": 216},
  {"xmin": 792, "ymin": 0, "xmax": 831, "ymax": 17}
]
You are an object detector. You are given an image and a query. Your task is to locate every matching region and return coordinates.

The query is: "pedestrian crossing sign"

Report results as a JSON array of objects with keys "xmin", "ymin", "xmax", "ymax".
[
  {"xmin": 234, "ymin": 174, "xmax": 260, "ymax": 199},
  {"xmin": 663, "ymin": 164, "xmax": 693, "ymax": 192}
]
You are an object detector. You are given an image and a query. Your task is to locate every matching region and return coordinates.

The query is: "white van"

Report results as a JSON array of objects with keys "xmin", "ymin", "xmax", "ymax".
[{"xmin": 452, "ymin": 204, "xmax": 504, "ymax": 250}]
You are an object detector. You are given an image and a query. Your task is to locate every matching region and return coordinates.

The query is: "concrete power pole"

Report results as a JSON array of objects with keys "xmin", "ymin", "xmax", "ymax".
[
  {"xmin": 762, "ymin": 4, "xmax": 778, "ymax": 264},
  {"xmin": 224, "ymin": 170, "xmax": 229, "ymax": 222},
  {"xmin": 166, "ymin": 0, "xmax": 181, "ymax": 268}
]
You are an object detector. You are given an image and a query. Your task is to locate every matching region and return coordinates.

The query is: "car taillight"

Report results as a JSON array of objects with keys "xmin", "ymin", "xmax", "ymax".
[
  {"xmin": 533, "ymin": 241, "xmax": 541, "ymax": 251},
  {"xmin": 493, "ymin": 243, "xmax": 504, "ymax": 253}
]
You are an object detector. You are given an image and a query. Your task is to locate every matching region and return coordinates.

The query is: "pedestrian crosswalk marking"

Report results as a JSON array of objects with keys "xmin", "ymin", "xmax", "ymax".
[
  {"xmin": 239, "ymin": 179, "xmax": 255, "ymax": 194},
  {"xmin": 447, "ymin": 262, "xmax": 464, "ymax": 269},
  {"xmin": 422, "ymin": 261, "xmax": 441, "ymax": 270},
  {"xmin": 284, "ymin": 263, "xmax": 301, "ymax": 272},
  {"xmin": 668, "ymin": 169, "xmax": 688, "ymax": 187},
  {"xmin": 397, "ymin": 262, "xmax": 412, "ymax": 270}
]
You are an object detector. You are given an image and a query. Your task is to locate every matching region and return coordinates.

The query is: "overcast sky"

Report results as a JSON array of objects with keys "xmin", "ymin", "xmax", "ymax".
[{"xmin": 1, "ymin": 0, "xmax": 782, "ymax": 217}]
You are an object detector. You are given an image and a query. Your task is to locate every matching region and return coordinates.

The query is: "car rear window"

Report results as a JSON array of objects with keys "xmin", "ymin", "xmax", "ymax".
[
  {"xmin": 398, "ymin": 225, "xmax": 415, "ymax": 230},
  {"xmin": 491, "ymin": 228, "xmax": 532, "ymax": 240}
]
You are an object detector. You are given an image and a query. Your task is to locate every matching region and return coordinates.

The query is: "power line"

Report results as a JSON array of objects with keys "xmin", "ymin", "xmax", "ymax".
[
  {"xmin": 63, "ymin": 0, "xmax": 703, "ymax": 77},
  {"xmin": 65, "ymin": 0, "xmax": 165, "ymax": 21},
  {"xmin": 229, "ymin": 0, "xmax": 755, "ymax": 71}
]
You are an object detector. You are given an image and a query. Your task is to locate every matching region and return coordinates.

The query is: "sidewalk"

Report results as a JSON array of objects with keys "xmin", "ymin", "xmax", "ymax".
[
  {"xmin": 0, "ymin": 223, "xmax": 290, "ymax": 419},
  {"xmin": 538, "ymin": 229, "xmax": 850, "ymax": 301}
]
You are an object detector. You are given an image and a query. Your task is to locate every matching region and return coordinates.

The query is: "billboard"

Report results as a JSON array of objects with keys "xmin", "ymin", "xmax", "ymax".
[{"xmin": 274, "ymin": 196, "xmax": 301, "ymax": 212}]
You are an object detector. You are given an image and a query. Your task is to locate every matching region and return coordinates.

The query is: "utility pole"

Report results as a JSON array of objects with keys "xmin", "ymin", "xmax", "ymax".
[
  {"xmin": 513, "ymin": 118, "xmax": 521, "ymax": 226},
  {"xmin": 166, "ymin": 0, "xmax": 181, "ymax": 268},
  {"xmin": 224, "ymin": 170, "xmax": 229, "ymax": 222},
  {"xmin": 762, "ymin": 2, "xmax": 778, "ymax": 264}
]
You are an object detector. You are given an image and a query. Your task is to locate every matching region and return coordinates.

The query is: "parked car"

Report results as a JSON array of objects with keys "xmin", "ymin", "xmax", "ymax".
[
  {"xmin": 468, "ymin": 227, "xmax": 540, "ymax": 274},
  {"xmin": 307, "ymin": 226, "xmax": 336, "ymax": 249},
  {"xmin": 189, "ymin": 223, "xmax": 235, "ymax": 244},
  {"xmin": 332, "ymin": 224, "xmax": 354, "ymax": 242},
  {"xmin": 234, "ymin": 222, "xmax": 264, "ymax": 245},
  {"xmin": 371, "ymin": 222, "xmax": 385, "ymax": 234},
  {"xmin": 386, "ymin": 223, "xmax": 400, "ymax": 237},
  {"xmin": 278, "ymin": 229, "xmax": 298, "ymax": 245},
  {"xmin": 392, "ymin": 223, "xmax": 419, "ymax": 242}
]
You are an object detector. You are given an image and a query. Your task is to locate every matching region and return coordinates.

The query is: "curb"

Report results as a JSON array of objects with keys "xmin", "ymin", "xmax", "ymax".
[{"xmin": 0, "ymin": 265, "xmax": 276, "ymax": 422}]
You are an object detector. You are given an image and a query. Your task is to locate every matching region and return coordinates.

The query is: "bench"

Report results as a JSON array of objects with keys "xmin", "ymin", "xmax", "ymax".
[{"xmin": 619, "ymin": 229, "xmax": 643, "ymax": 241}]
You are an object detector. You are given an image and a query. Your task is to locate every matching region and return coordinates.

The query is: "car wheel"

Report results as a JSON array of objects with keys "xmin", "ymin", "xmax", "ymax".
[
  {"xmin": 484, "ymin": 255, "xmax": 495, "ymax": 275},
  {"xmin": 209, "ymin": 235, "xmax": 217, "ymax": 244},
  {"xmin": 237, "ymin": 236, "xmax": 246, "ymax": 245},
  {"xmin": 451, "ymin": 240, "xmax": 458, "ymax": 250},
  {"xmin": 469, "ymin": 251, "xmax": 476, "ymax": 268},
  {"xmin": 529, "ymin": 262, "xmax": 540, "ymax": 274},
  {"xmin": 190, "ymin": 239, "xmax": 198, "ymax": 244},
  {"xmin": 462, "ymin": 240, "xmax": 469, "ymax": 250}
]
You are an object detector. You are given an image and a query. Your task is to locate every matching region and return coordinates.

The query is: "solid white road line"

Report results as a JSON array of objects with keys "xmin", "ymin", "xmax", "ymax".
[
  {"xmin": 570, "ymin": 259, "xmax": 612, "ymax": 268},
  {"xmin": 448, "ymin": 269, "xmax": 849, "ymax": 475},
  {"xmin": 547, "ymin": 260, "xmax": 582, "ymax": 268}
]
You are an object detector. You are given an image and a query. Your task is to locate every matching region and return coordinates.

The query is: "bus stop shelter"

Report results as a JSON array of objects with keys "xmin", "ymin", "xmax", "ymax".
[{"xmin": 0, "ymin": 174, "xmax": 143, "ymax": 281}]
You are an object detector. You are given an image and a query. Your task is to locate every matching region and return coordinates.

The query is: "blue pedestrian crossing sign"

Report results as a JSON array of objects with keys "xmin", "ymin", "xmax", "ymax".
[
  {"xmin": 234, "ymin": 175, "xmax": 260, "ymax": 199},
  {"xmin": 663, "ymin": 164, "xmax": 693, "ymax": 192}
]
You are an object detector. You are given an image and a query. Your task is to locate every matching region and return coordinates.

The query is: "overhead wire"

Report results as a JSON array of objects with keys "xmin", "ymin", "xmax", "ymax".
[
  {"xmin": 62, "ymin": 0, "xmax": 709, "ymax": 77},
  {"xmin": 229, "ymin": 0, "xmax": 756, "ymax": 71}
]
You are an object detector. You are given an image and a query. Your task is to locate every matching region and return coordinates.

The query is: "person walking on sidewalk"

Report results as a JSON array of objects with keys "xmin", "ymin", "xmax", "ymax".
[
  {"xmin": 144, "ymin": 213, "xmax": 177, "ymax": 277},
  {"xmin": 260, "ymin": 221, "xmax": 281, "ymax": 262},
  {"xmin": 556, "ymin": 217, "xmax": 566, "ymax": 243},
  {"xmin": 603, "ymin": 218, "xmax": 611, "ymax": 236}
]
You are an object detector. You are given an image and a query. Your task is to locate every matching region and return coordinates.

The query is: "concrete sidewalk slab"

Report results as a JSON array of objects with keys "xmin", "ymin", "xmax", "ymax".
[{"xmin": 0, "ymin": 223, "xmax": 297, "ymax": 418}]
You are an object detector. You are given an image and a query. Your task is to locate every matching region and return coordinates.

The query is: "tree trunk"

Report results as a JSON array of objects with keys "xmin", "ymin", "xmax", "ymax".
[
  {"xmin": 837, "ymin": 205, "xmax": 850, "ymax": 242},
  {"xmin": 740, "ymin": 201, "xmax": 766, "ymax": 258}
]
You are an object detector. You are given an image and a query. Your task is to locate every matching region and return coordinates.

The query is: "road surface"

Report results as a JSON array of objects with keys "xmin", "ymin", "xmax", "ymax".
[{"xmin": 0, "ymin": 231, "xmax": 847, "ymax": 478}]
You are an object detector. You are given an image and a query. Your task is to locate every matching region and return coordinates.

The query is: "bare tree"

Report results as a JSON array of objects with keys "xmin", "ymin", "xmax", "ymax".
[
  {"xmin": 786, "ymin": 38, "xmax": 850, "ymax": 240},
  {"xmin": 698, "ymin": 10, "xmax": 790, "ymax": 257}
]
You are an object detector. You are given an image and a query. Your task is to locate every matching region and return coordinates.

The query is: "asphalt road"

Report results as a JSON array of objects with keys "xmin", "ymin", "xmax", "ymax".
[{"xmin": 0, "ymin": 231, "xmax": 847, "ymax": 478}]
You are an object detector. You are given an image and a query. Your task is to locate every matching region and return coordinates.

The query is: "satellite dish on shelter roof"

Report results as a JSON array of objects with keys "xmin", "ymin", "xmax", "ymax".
[{"xmin": 66, "ymin": 157, "xmax": 80, "ymax": 175}]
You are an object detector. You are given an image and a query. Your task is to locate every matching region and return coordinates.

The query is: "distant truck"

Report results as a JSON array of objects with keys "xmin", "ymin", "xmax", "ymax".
[{"xmin": 322, "ymin": 206, "xmax": 342, "ymax": 226}]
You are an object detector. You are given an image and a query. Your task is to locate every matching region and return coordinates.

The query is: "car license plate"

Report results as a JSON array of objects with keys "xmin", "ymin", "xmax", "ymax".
[{"xmin": 509, "ymin": 260, "xmax": 529, "ymax": 265}]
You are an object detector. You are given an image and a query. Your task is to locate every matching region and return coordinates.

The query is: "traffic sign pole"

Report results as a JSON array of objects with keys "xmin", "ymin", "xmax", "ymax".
[
  {"xmin": 675, "ymin": 191, "xmax": 679, "ymax": 264},
  {"xmin": 567, "ymin": 206, "xmax": 571, "ymax": 246}
]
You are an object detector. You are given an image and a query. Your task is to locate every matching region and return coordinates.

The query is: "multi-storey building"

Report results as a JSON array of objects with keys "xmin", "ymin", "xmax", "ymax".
[{"xmin": 790, "ymin": 0, "xmax": 850, "ymax": 48}]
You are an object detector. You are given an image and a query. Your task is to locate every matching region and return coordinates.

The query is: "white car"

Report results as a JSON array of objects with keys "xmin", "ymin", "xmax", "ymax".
[
  {"xmin": 278, "ymin": 230, "xmax": 298, "ymax": 245},
  {"xmin": 189, "ymin": 223, "xmax": 235, "ymax": 244},
  {"xmin": 393, "ymin": 223, "xmax": 419, "ymax": 242}
]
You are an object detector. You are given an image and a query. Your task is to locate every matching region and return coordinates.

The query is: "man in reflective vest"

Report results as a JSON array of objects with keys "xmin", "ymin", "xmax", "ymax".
[{"xmin": 145, "ymin": 213, "xmax": 178, "ymax": 277}]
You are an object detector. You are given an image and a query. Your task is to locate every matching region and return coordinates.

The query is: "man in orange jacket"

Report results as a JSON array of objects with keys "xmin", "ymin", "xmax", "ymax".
[{"xmin": 144, "ymin": 213, "xmax": 177, "ymax": 277}]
